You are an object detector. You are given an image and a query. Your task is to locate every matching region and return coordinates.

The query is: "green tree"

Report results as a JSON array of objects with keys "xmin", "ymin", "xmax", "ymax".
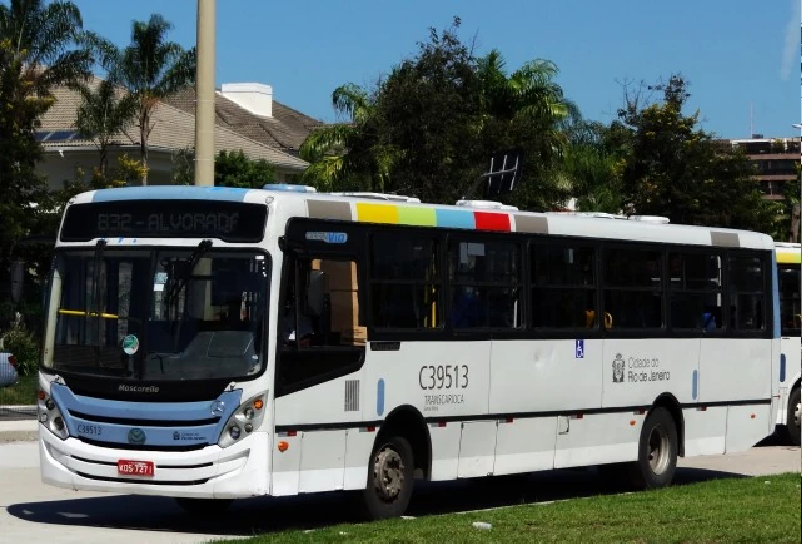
[
  {"xmin": 299, "ymin": 83, "xmax": 382, "ymax": 191},
  {"xmin": 170, "ymin": 148, "xmax": 276, "ymax": 188},
  {"xmin": 300, "ymin": 17, "xmax": 575, "ymax": 209},
  {"xmin": 558, "ymin": 119, "xmax": 625, "ymax": 213},
  {"xmin": 87, "ymin": 14, "xmax": 195, "ymax": 185},
  {"xmin": 72, "ymin": 75, "xmax": 138, "ymax": 179},
  {"xmin": 0, "ymin": 0, "xmax": 92, "ymax": 271},
  {"xmin": 214, "ymin": 149, "xmax": 275, "ymax": 188},
  {"xmin": 776, "ymin": 163, "xmax": 801, "ymax": 242},
  {"xmin": 616, "ymin": 75, "xmax": 776, "ymax": 232}
]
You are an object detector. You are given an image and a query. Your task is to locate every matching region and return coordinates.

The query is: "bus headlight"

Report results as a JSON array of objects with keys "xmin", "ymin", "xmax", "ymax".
[
  {"xmin": 38, "ymin": 389, "xmax": 69, "ymax": 441},
  {"xmin": 218, "ymin": 394, "xmax": 265, "ymax": 448}
]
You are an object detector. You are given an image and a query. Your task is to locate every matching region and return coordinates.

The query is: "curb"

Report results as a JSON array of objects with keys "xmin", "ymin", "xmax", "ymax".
[
  {"xmin": 0, "ymin": 419, "xmax": 38, "ymax": 443},
  {"xmin": 0, "ymin": 431, "xmax": 38, "ymax": 443}
]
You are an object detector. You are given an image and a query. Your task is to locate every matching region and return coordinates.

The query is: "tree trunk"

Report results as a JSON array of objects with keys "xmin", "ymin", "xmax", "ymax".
[{"xmin": 98, "ymin": 144, "xmax": 107, "ymax": 184}]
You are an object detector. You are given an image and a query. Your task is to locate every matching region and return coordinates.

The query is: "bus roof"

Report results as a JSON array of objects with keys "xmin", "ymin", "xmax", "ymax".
[{"xmin": 67, "ymin": 186, "xmax": 775, "ymax": 251}]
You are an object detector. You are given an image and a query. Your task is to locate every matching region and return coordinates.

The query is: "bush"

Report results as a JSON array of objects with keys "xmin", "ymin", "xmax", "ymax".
[{"xmin": 1, "ymin": 326, "xmax": 40, "ymax": 377}]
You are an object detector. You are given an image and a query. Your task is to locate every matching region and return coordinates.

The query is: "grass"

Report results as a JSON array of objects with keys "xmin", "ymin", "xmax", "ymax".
[
  {"xmin": 210, "ymin": 472, "xmax": 802, "ymax": 543},
  {"xmin": 0, "ymin": 373, "xmax": 38, "ymax": 406}
]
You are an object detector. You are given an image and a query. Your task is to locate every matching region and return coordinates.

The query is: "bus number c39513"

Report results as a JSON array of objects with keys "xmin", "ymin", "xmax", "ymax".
[{"xmin": 418, "ymin": 365, "xmax": 468, "ymax": 390}]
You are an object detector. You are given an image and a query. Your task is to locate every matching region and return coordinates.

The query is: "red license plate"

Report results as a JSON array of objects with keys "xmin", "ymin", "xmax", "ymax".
[{"xmin": 117, "ymin": 459, "xmax": 155, "ymax": 477}]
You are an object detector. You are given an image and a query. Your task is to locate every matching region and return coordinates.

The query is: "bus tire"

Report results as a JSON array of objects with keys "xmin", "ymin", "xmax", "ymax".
[
  {"xmin": 174, "ymin": 497, "xmax": 232, "ymax": 515},
  {"xmin": 787, "ymin": 386, "xmax": 801, "ymax": 447},
  {"xmin": 629, "ymin": 406, "xmax": 678, "ymax": 489},
  {"xmin": 361, "ymin": 435, "xmax": 415, "ymax": 520}
]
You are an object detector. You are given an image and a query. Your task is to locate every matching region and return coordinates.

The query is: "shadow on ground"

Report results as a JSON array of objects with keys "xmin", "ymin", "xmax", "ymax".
[{"xmin": 5, "ymin": 465, "xmax": 747, "ymax": 538}]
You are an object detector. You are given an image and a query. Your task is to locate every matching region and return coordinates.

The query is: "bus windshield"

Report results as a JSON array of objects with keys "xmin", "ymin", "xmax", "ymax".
[{"xmin": 42, "ymin": 247, "xmax": 269, "ymax": 382}]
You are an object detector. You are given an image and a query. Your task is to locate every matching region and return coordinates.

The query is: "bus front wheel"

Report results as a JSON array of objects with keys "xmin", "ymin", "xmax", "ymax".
[
  {"xmin": 787, "ymin": 386, "xmax": 801, "ymax": 447},
  {"xmin": 629, "ymin": 406, "xmax": 678, "ymax": 489},
  {"xmin": 361, "ymin": 435, "xmax": 415, "ymax": 520}
]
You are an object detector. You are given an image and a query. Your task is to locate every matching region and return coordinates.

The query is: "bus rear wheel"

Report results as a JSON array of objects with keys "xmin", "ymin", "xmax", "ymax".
[
  {"xmin": 629, "ymin": 407, "xmax": 678, "ymax": 489},
  {"xmin": 787, "ymin": 386, "xmax": 801, "ymax": 447},
  {"xmin": 361, "ymin": 435, "xmax": 415, "ymax": 520}
]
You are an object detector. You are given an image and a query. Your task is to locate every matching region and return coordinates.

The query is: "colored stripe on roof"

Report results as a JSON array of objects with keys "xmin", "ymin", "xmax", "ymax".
[
  {"xmin": 353, "ymin": 202, "xmax": 511, "ymax": 231},
  {"xmin": 776, "ymin": 250, "xmax": 801, "ymax": 264},
  {"xmin": 90, "ymin": 186, "xmax": 251, "ymax": 202}
]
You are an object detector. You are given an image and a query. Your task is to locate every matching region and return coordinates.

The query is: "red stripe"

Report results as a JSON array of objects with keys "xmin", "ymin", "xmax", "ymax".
[{"xmin": 473, "ymin": 211, "xmax": 510, "ymax": 231}]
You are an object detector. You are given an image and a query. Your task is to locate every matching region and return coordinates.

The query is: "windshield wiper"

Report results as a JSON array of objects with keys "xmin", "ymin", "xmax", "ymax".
[
  {"xmin": 165, "ymin": 240, "xmax": 213, "ymax": 312},
  {"xmin": 163, "ymin": 240, "xmax": 213, "ymax": 356}
]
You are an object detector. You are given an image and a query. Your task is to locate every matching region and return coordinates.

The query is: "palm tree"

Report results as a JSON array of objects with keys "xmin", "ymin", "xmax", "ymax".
[
  {"xmin": 0, "ymin": 0, "xmax": 92, "ymax": 111},
  {"xmin": 87, "ymin": 14, "xmax": 195, "ymax": 185},
  {"xmin": 299, "ymin": 83, "xmax": 378, "ymax": 191},
  {"xmin": 476, "ymin": 50, "xmax": 579, "ymax": 209},
  {"xmin": 72, "ymin": 75, "xmax": 138, "ymax": 180}
]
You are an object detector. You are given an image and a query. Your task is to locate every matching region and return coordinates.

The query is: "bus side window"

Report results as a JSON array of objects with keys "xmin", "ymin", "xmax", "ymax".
[
  {"xmin": 280, "ymin": 257, "xmax": 365, "ymax": 348},
  {"xmin": 727, "ymin": 255, "xmax": 765, "ymax": 331},
  {"xmin": 276, "ymin": 255, "xmax": 366, "ymax": 396}
]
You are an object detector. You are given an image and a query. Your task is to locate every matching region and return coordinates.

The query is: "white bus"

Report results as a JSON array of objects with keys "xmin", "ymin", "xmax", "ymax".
[
  {"xmin": 775, "ymin": 242, "xmax": 800, "ymax": 446},
  {"xmin": 38, "ymin": 185, "xmax": 782, "ymax": 519}
]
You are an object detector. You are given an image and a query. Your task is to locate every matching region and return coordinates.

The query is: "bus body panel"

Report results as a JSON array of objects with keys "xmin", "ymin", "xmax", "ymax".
[
  {"xmin": 488, "ymin": 339, "xmax": 604, "ymax": 413},
  {"xmin": 777, "ymin": 335, "xmax": 801, "ymax": 426},
  {"xmin": 682, "ymin": 405, "xmax": 728, "ymax": 456},
  {"xmin": 601, "ymin": 338, "xmax": 697, "ymax": 407},
  {"xmin": 774, "ymin": 242, "xmax": 801, "ymax": 429}
]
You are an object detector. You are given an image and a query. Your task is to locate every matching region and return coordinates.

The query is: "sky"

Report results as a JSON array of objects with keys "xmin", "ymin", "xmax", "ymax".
[{"xmin": 72, "ymin": 0, "xmax": 801, "ymax": 139}]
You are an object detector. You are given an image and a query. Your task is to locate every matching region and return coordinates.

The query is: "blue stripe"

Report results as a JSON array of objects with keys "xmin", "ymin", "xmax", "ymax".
[
  {"xmin": 780, "ymin": 354, "xmax": 787, "ymax": 383},
  {"xmin": 90, "ymin": 186, "xmax": 251, "ymax": 202},
  {"xmin": 691, "ymin": 369, "xmax": 698, "ymax": 401},
  {"xmin": 376, "ymin": 378, "xmax": 385, "ymax": 417},
  {"xmin": 435, "ymin": 208, "xmax": 475, "ymax": 229},
  {"xmin": 51, "ymin": 384, "xmax": 242, "ymax": 448},
  {"xmin": 771, "ymin": 248, "xmax": 781, "ymax": 339}
]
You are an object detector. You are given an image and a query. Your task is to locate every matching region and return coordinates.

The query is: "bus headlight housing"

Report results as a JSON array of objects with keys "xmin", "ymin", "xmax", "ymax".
[
  {"xmin": 38, "ymin": 389, "xmax": 69, "ymax": 441},
  {"xmin": 218, "ymin": 394, "xmax": 265, "ymax": 448}
]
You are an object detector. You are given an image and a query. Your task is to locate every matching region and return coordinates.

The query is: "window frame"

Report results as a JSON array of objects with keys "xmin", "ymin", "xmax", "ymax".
[
  {"xmin": 725, "ymin": 250, "xmax": 771, "ymax": 335},
  {"xmin": 665, "ymin": 247, "xmax": 727, "ymax": 335},
  {"xmin": 529, "ymin": 238, "xmax": 600, "ymax": 333},
  {"xmin": 367, "ymin": 229, "xmax": 444, "ymax": 333},
  {"xmin": 599, "ymin": 242, "xmax": 667, "ymax": 335},
  {"xmin": 446, "ymin": 232, "xmax": 524, "ymax": 335}
]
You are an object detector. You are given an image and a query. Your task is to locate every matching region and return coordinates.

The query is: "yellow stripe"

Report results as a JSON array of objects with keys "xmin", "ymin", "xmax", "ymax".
[
  {"xmin": 58, "ymin": 309, "xmax": 120, "ymax": 319},
  {"xmin": 355, "ymin": 203, "xmax": 399, "ymax": 224},
  {"xmin": 776, "ymin": 250, "xmax": 801, "ymax": 264}
]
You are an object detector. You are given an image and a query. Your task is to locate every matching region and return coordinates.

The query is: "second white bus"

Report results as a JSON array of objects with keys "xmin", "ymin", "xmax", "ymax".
[{"xmin": 775, "ymin": 242, "xmax": 800, "ymax": 446}]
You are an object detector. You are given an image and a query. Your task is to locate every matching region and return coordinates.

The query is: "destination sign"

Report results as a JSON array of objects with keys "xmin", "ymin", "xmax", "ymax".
[{"xmin": 60, "ymin": 200, "xmax": 268, "ymax": 243}]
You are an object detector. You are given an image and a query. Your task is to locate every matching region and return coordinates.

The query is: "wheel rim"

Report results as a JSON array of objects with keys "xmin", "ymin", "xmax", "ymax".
[
  {"xmin": 794, "ymin": 399, "xmax": 801, "ymax": 430},
  {"xmin": 372, "ymin": 445, "xmax": 405, "ymax": 503},
  {"xmin": 648, "ymin": 424, "xmax": 671, "ymax": 475}
]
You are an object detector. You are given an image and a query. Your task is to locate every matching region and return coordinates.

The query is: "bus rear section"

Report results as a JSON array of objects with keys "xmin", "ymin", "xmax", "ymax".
[{"xmin": 775, "ymin": 242, "xmax": 801, "ymax": 446}]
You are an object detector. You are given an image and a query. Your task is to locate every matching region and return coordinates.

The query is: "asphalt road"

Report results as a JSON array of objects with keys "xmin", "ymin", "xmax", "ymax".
[{"xmin": 1, "ymin": 439, "xmax": 799, "ymax": 544}]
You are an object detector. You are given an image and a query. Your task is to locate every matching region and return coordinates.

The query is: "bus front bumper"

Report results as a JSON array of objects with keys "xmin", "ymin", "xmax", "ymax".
[{"xmin": 39, "ymin": 424, "xmax": 270, "ymax": 499}]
